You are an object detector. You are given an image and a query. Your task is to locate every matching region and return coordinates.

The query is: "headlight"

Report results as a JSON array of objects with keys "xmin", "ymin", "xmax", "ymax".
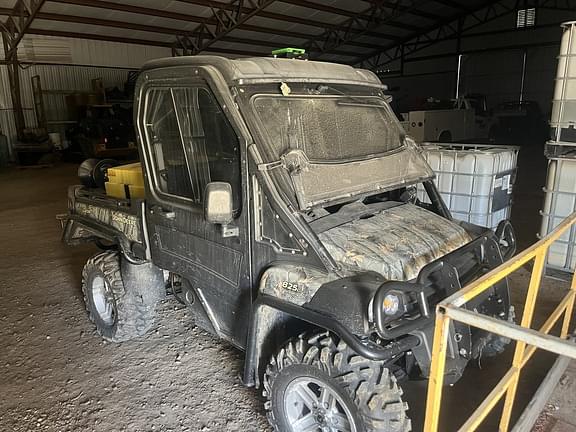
[
  {"xmin": 372, "ymin": 282, "xmax": 431, "ymax": 339},
  {"xmin": 383, "ymin": 293, "xmax": 400, "ymax": 315},
  {"xmin": 381, "ymin": 289, "xmax": 408, "ymax": 319}
]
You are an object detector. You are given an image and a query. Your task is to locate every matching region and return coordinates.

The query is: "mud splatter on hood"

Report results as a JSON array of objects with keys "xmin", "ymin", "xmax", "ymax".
[{"xmin": 318, "ymin": 204, "xmax": 472, "ymax": 281}]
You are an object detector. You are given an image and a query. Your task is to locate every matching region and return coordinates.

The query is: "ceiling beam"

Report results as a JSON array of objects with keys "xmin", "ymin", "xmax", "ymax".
[
  {"xmin": 49, "ymin": 0, "xmax": 205, "ymax": 23},
  {"xmin": 27, "ymin": 28, "xmax": 267, "ymax": 57},
  {"xmin": 52, "ymin": 0, "xmax": 404, "ymax": 41},
  {"xmin": 427, "ymin": 0, "xmax": 472, "ymax": 11},
  {"xmin": 24, "ymin": 28, "xmax": 360, "ymax": 59},
  {"xmin": 355, "ymin": 0, "xmax": 512, "ymax": 71},
  {"xmin": 538, "ymin": 0, "xmax": 576, "ymax": 10},
  {"xmin": 274, "ymin": 0, "xmax": 422, "ymax": 31},
  {"xmin": 29, "ymin": 28, "xmax": 173, "ymax": 48},
  {"xmin": 0, "ymin": 7, "xmax": 360, "ymax": 57},
  {"xmin": 48, "ymin": 0, "xmax": 386, "ymax": 49},
  {"xmin": 355, "ymin": 0, "xmax": 576, "ymax": 71},
  {"xmin": 405, "ymin": 40, "xmax": 560, "ymax": 63},
  {"xmin": 174, "ymin": 0, "xmax": 402, "ymax": 40},
  {"xmin": 359, "ymin": 0, "xmax": 443, "ymax": 20},
  {"xmin": 300, "ymin": 0, "xmax": 425, "ymax": 58},
  {"xmin": 174, "ymin": 0, "xmax": 278, "ymax": 55}
]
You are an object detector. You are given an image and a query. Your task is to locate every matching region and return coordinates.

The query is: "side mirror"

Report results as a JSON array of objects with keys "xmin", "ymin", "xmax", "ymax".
[{"xmin": 204, "ymin": 182, "xmax": 233, "ymax": 225}]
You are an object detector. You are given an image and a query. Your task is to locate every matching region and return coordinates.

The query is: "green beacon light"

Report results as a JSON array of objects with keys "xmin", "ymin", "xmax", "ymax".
[{"xmin": 271, "ymin": 47, "xmax": 308, "ymax": 59}]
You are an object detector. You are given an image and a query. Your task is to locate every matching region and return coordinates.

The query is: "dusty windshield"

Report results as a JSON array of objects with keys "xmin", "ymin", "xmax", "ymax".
[
  {"xmin": 246, "ymin": 85, "xmax": 433, "ymax": 210},
  {"xmin": 252, "ymin": 95, "xmax": 404, "ymax": 161}
]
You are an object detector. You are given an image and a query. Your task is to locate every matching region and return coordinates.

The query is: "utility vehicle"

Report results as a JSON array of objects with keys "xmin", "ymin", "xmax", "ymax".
[
  {"xmin": 400, "ymin": 95, "xmax": 493, "ymax": 143},
  {"xmin": 61, "ymin": 55, "xmax": 516, "ymax": 432}
]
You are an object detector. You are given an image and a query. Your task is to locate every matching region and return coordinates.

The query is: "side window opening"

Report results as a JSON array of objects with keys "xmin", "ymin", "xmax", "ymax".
[
  {"xmin": 145, "ymin": 85, "xmax": 242, "ymax": 212},
  {"xmin": 146, "ymin": 88, "xmax": 194, "ymax": 199}
]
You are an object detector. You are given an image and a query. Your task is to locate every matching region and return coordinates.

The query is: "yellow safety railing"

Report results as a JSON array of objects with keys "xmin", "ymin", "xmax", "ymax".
[{"xmin": 424, "ymin": 212, "xmax": 576, "ymax": 432}]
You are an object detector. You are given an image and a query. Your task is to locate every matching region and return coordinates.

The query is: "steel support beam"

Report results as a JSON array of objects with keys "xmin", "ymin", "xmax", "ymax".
[
  {"xmin": 1, "ymin": 31, "xmax": 25, "ymax": 138},
  {"xmin": 537, "ymin": 0, "xmax": 576, "ymax": 10},
  {"xmin": 359, "ymin": 0, "xmax": 442, "ymax": 20},
  {"xmin": 400, "ymin": 39, "xmax": 560, "ymax": 64},
  {"xmin": 172, "ymin": 0, "xmax": 410, "ymax": 56},
  {"xmin": 175, "ymin": 0, "xmax": 403, "ymax": 39},
  {"xmin": 46, "ymin": 0, "xmax": 384, "ymax": 51},
  {"xmin": 174, "ymin": 0, "xmax": 278, "ymax": 56},
  {"xmin": 1, "ymin": 0, "xmax": 47, "ymax": 139},
  {"xmin": 26, "ymin": 28, "xmax": 173, "ymax": 49},
  {"xmin": 1, "ymin": 0, "xmax": 47, "ymax": 60},
  {"xmin": 0, "ymin": 6, "xmax": 363, "ymax": 59},
  {"xmin": 300, "ymin": 0, "xmax": 428, "ymax": 58},
  {"xmin": 355, "ymin": 0, "xmax": 514, "ymax": 71},
  {"xmin": 52, "ymin": 0, "xmax": 399, "ymax": 41},
  {"xmin": 428, "ymin": 0, "xmax": 472, "ymax": 11},
  {"xmin": 356, "ymin": 0, "xmax": 576, "ymax": 72},
  {"xmin": 275, "ymin": 0, "xmax": 422, "ymax": 32},
  {"xmin": 26, "ymin": 29, "xmax": 266, "ymax": 57}
]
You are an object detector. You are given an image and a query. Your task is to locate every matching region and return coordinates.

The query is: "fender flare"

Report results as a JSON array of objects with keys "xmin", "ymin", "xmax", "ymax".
[
  {"xmin": 62, "ymin": 215, "xmax": 145, "ymax": 263},
  {"xmin": 242, "ymin": 295, "xmax": 420, "ymax": 388}
]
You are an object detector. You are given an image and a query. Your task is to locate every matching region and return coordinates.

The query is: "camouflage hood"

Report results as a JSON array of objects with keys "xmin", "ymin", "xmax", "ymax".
[{"xmin": 318, "ymin": 204, "xmax": 472, "ymax": 281}]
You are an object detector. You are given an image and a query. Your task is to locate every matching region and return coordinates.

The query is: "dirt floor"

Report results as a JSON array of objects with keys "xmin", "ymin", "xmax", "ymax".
[
  {"xmin": 0, "ymin": 165, "xmax": 268, "ymax": 432},
  {"xmin": 0, "ymin": 154, "xmax": 574, "ymax": 432}
]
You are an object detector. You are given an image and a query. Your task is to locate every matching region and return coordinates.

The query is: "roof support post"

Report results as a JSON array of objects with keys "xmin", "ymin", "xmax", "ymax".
[
  {"xmin": 454, "ymin": 17, "xmax": 464, "ymax": 99},
  {"xmin": 2, "ymin": 32, "xmax": 25, "ymax": 140},
  {"xmin": 2, "ymin": 0, "xmax": 47, "ymax": 61},
  {"xmin": 2, "ymin": 0, "xmax": 47, "ymax": 138}
]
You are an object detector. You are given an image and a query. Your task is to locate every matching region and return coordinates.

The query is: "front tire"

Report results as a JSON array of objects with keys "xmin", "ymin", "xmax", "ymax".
[
  {"xmin": 263, "ymin": 332, "xmax": 411, "ymax": 432},
  {"xmin": 82, "ymin": 251, "xmax": 158, "ymax": 342}
]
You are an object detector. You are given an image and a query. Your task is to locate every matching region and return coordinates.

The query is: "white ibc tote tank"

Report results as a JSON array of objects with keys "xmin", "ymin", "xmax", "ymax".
[
  {"xmin": 417, "ymin": 143, "xmax": 519, "ymax": 229},
  {"xmin": 540, "ymin": 22, "xmax": 576, "ymax": 274},
  {"xmin": 551, "ymin": 21, "xmax": 576, "ymax": 144},
  {"xmin": 540, "ymin": 158, "xmax": 576, "ymax": 272}
]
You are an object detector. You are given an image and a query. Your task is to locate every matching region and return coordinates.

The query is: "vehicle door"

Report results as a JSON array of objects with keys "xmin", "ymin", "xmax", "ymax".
[{"xmin": 137, "ymin": 73, "xmax": 250, "ymax": 346}]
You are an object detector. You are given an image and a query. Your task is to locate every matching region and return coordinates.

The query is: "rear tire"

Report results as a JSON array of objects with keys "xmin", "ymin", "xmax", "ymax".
[
  {"xmin": 263, "ymin": 332, "xmax": 411, "ymax": 432},
  {"xmin": 82, "ymin": 251, "xmax": 158, "ymax": 342}
]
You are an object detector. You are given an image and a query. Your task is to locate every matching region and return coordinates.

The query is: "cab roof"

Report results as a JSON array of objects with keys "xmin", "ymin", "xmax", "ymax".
[{"xmin": 141, "ymin": 55, "xmax": 385, "ymax": 89}]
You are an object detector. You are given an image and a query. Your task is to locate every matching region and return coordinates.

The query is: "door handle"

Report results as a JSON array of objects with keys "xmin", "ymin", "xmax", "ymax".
[{"xmin": 150, "ymin": 205, "xmax": 176, "ymax": 220}]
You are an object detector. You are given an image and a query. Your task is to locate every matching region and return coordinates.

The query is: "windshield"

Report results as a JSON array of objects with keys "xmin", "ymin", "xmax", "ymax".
[
  {"xmin": 252, "ymin": 95, "xmax": 404, "ymax": 161},
  {"xmin": 244, "ymin": 85, "xmax": 433, "ymax": 210}
]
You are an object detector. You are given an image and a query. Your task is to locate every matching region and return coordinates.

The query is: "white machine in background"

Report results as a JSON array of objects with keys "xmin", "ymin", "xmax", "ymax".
[{"xmin": 401, "ymin": 95, "xmax": 493, "ymax": 142}]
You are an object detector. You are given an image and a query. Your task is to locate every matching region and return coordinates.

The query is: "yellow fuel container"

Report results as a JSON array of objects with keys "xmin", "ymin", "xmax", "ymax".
[
  {"xmin": 105, "ymin": 162, "xmax": 145, "ymax": 199},
  {"xmin": 106, "ymin": 162, "xmax": 144, "ymax": 186},
  {"xmin": 104, "ymin": 182, "xmax": 128, "ymax": 199},
  {"xmin": 128, "ymin": 185, "xmax": 146, "ymax": 199}
]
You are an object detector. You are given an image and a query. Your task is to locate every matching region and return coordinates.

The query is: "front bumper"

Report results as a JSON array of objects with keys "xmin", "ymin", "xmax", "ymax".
[{"xmin": 372, "ymin": 220, "xmax": 515, "ymax": 341}]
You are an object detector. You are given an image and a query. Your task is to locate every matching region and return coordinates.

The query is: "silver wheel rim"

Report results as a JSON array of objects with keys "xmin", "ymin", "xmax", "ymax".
[
  {"xmin": 91, "ymin": 275, "xmax": 116, "ymax": 326},
  {"xmin": 284, "ymin": 377, "xmax": 357, "ymax": 432}
]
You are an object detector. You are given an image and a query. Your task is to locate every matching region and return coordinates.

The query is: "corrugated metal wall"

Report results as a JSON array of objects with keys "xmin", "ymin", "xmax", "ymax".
[
  {"xmin": 0, "ymin": 64, "xmax": 135, "ymax": 156},
  {"xmin": 1, "ymin": 34, "xmax": 171, "ymax": 67},
  {"xmin": 0, "ymin": 34, "xmax": 171, "ymax": 158}
]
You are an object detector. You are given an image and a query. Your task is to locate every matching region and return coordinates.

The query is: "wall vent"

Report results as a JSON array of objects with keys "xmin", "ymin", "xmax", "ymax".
[{"xmin": 516, "ymin": 8, "xmax": 536, "ymax": 28}]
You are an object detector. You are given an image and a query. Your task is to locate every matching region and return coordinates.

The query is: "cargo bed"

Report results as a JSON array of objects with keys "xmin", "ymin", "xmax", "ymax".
[{"xmin": 60, "ymin": 185, "xmax": 148, "ymax": 261}]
